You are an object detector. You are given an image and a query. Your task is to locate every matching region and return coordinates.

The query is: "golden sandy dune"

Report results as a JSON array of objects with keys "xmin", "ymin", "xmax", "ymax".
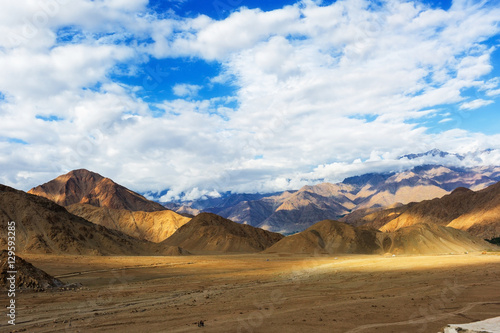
[
  {"xmin": 66, "ymin": 204, "xmax": 191, "ymax": 243},
  {"xmin": 5, "ymin": 252, "xmax": 500, "ymax": 332}
]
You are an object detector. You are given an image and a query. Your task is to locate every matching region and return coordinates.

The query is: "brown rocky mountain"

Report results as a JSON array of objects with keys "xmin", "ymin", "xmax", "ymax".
[
  {"xmin": 177, "ymin": 165, "xmax": 500, "ymax": 234},
  {"xmin": 0, "ymin": 185, "xmax": 186, "ymax": 256},
  {"xmin": 218, "ymin": 170, "xmax": 467, "ymax": 233},
  {"xmin": 1, "ymin": 250, "xmax": 63, "ymax": 290},
  {"xmin": 264, "ymin": 220, "xmax": 381, "ymax": 254},
  {"xmin": 264, "ymin": 220, "xmax": 496, "ymax": 255},
  {"xmin": 161, "ymin": 213, "xmax": 284, "ymax": 254},
  {"xmin": 66, "ymin": 204, "xmax": 191, "ymax": 243},
  {"xmin": 358, "ymin": 181, "xmax": 500, "ymax": 239},
  {"xmin": 28, "ymin": 169, "xmax": 166, "ymax": 212}
]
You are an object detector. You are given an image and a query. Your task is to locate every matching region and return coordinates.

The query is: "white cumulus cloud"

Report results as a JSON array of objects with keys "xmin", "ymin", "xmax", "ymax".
[
  {"xmin": 172, "ymin": 83, "xmax": 202, "ymax": 97},
  {"xmin": 0, "ymin": 0, "xmax": 500, "ymax": 198},
  {"xmin": 459, "ymin": 99, "xmax": 494, "ymax": 110}
]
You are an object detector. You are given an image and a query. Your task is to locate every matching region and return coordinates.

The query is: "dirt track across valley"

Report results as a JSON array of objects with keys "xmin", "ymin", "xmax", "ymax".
[{"xmin": 1, "ymin": 252, "xmax": 500, "ymax": 333}]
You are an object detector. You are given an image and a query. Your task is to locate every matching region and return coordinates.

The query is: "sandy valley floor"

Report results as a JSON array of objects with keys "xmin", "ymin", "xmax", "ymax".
[{"xmin": 2, "ymin": 252, "xmax": 500, "ymax": 333}]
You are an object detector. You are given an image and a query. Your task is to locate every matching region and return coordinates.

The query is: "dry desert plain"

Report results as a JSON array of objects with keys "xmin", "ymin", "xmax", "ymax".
[{"xmin": 2, "ymin": 252, "xmax": 500, "ymax": 333}]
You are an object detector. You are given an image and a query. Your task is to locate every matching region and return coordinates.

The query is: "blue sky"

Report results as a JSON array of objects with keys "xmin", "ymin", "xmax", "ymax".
[
  {"xmin": 0, "ymin": 0, "xmax": 499, "ymax": 200},
  {"xmin": 150, "ymin": 0, "xmax": 302, "ymax": 19}
]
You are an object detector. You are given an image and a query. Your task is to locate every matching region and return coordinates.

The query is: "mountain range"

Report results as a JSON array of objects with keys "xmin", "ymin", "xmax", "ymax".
[
  {"xmin": 352, "ymin": 182, "xmax": 500, "ymax": 239},
  {"xmin": 399, "ymin": 148, "xmax": 466, "ymax": 161},
  {"xmin": 3, "ymin": 163, "xmax": 500, "ymax": 257},
  {"xmin": 265, "ymin": 220, "xmax": 494, "ymax": 255},
  {"xmin": 167, "ymin": 164, "xmax": 500, "ymax": 234},
  {"xmin": 0, "ymin": 183, "xmax": 282, "ymax": 255},
  {"xmin": 0, "ymin": 184, "xmax": 171, "ymax": 255},
  {"xmin": 26, "ymin": 169, "xmax": 191, "ymax": 243},
  {"xmin": 21, "ymin": 162, "xmax": 500, "ymax": 240},
  {"xmin": 398, "ymin": 148, "xmax": 498, "ymax": 162}
]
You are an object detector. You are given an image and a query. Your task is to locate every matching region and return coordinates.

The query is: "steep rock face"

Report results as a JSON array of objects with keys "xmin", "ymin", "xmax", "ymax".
[
  {"xmin": 161, "ymin": 213, "xmax": 284, "ymax": 254},
  {"xmin": 0, "ymin": 185, "xmax": 185, "ymax": 256},
  {"xmin": 264, "ymin": 220, "xmax": 497, "ymax": 255},
  {"xmin": 28, "ymin": 169, "xmax": 166, "ymax": 212},
  {"xmin": 66, "ymin": 204, "xmax": 191, "ymax": 243}
]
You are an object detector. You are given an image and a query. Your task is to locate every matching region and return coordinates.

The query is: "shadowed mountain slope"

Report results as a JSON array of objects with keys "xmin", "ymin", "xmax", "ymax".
[
  {"xmin": 161, "ymin": 213, "xmax": 284, "ymax": 254},
  {"xmin": 264, "ymin": 220, "xmax": 381, "ymax": 254}
]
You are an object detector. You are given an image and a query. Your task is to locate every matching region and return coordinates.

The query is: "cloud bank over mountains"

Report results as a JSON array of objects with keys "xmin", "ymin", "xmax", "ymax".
[{"xmin": 0, "ymin": 0, "xmax": 499, "ymax": 199}]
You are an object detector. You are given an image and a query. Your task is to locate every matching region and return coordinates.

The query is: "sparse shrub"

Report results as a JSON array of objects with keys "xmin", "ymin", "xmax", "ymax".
[{"xmin": 485, "ymin": 237, "xmax": 500, "ymax": 246}]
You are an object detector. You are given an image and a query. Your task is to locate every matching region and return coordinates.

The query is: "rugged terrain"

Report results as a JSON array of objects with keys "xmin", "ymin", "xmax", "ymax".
[
  {"xmin": 351, "ymin": 181, "xmax": 500, "ymax": 239},
  {"xmin": 167, "ymin": 164, "xmax": 500, "ymax": 233},
  {"xmin": 0, "ymin": 184, "xmax": 284, "ymax": 256},
  {"xmin": 3, "ymin": 164, "xmax": 500, "ymax": 332},
  {"xmin": 0, "ymin": 184, "xmax": 182, "ymax": 256}
]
